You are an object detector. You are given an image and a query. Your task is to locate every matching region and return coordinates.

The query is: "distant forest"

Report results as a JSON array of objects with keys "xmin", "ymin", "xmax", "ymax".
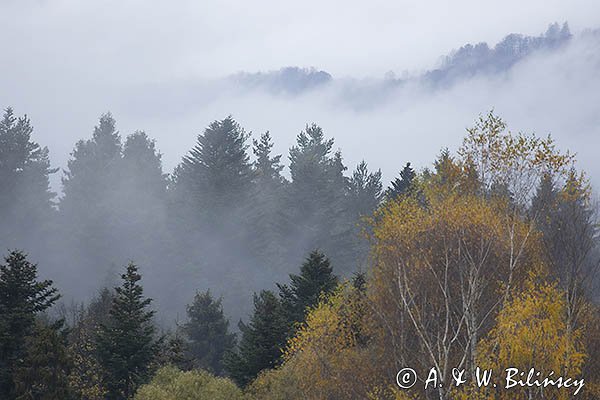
[{"xmin": 1, "ymin": 108, "xmax": 599, "ymax": 399}]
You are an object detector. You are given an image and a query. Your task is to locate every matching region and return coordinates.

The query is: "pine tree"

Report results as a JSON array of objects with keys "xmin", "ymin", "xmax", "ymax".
[
  {"xmin": 0, "ymin": 250, "xmax": 60, "ymax": 399},
  {"xmin": 182, "ymin": 290, "xmax": 236, "ymax": 375},
  {"xmin": 278, "ymin": 250, "xmax": 339, "ymax": 328},
  {"xmin": 96, "ymin": 263, "xmax": 159, "ymax": 399},
  {"xmin": 224, "ymin": 290, "xmax": 288, "ymax": 387},
  {"xmin": 0, "ymin": 107, "xmax": 57, "ymax": 250},
  {"xmin": 13, "ymin": 320, "xmax": 72, "ymax": 400},
  {"xmin": 385, "ymin": 162, "xmax": 415, "ymax": 201}
]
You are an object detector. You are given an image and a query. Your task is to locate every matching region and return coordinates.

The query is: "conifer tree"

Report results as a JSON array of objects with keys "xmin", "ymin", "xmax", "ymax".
[
  {"xmin": 0, "ymin": 107, "xmax": 57, "ymax": 250},
  {"xmin": 0, "ymin": 250, "xmax": 60, "ymax": 399},
  {"xmin": 347, "ymin": 160, "xmax": 382, "ymax": 218},
  {"xmin": 224, "ymin": 290, "xmax": 288, "ymax": 387},
  {"xmin": 173, "ymin": 116, "xmax": 252, "ymax": 221},
  {"xmin": 182, "ymin": 290, "xmax": 236, "ymax": 375},
  {"xmin": 278, "ymin": 250, "xmax": 339, "ymax": 328},
  {"xmin": 96, "ymin": 263, "xmax": 159, "ymax": 399},
  {"xmin": 385, "ymin": 162, "xmax": 415, "ymax": 201},
  {"xmin": 249, "ymin": 132, "xmax": 287, "ymax": 263},
  {"xmin": 286, "ymin": 124, "xmax": 350, "ymax": 267},
  {"xmin": 13, "ymin": 320, "xmax": 72, "ymax": 400}
]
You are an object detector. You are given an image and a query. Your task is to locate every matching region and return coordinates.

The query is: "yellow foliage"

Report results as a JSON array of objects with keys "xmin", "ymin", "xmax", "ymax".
[
  {"xmin": 134, "ymin": 365, "xmax": 244, "ymax": 400},
  {"xmin": 475, "ymin": 279, "xmax": 586, "ymax": 400}
]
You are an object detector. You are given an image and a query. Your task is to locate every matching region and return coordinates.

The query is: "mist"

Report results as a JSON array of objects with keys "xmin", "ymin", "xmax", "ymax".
[{"xmin": 2, "ymin": 1, "xmax": 600, "ymax": 325}]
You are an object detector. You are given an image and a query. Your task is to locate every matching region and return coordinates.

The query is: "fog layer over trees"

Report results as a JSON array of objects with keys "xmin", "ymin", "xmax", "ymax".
[{"xmin": 0, "ymin": 108, "xmax": 385, "ymax": 322}]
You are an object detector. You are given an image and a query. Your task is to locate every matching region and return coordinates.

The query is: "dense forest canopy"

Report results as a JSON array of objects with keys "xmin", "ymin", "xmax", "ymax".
[{"xmin": 1, "ymin": 108, "xmax": 599, "ymax": 399}]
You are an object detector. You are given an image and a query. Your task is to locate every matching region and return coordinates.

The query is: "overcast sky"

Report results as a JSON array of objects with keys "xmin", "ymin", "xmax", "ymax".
[{"xmin": 1, "ymin": 0, "xmax": 600, "ymax": 187}]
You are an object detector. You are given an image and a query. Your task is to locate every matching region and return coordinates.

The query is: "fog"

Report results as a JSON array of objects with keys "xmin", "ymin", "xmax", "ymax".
[{"xmin": 2, "ymin": 0, "xmax": 600, "ymax": 324}]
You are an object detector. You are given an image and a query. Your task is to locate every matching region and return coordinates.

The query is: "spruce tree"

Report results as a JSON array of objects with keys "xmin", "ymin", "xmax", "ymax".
[
  {"xmin": 386, "ymin": 162, "xmax": 415, "ymax": 201},
  {"xmin": 278, "ymin": 250, "xmax": 339, "ymax": 328},
  {"xmin": 0, "ymin": 107, "xmax": 57, "ymax": 250},
  {"xmin": 286, "ymin": 124, "xmax": 350, "ymax": 267},
  {"xmin": 182, "ymin": 290, "xmax": 236, "ymax": 375},
  {"xmin": 0, "ymin": 250, "xmax": 60, "ymax": 399},
  {"xmin": 96, "ymin": 263, "xmax": 159, "ymax": 399},
  {"xmin": 249, "ymin": 131, "xmax": 287, "ymax": 264},
  {"xmin": 173, "ymin": 116, "xmax": 252, "ymax": 221},
  {"xmin": 347, "ymin": 160, "xmax": 383, "ymax": 218},
  {"xmin": 224, "ymin": 290, "xmax": 288, "ymax": 387}
]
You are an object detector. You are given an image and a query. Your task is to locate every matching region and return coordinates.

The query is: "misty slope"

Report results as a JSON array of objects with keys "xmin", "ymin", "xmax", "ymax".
[{"xmin": 229, "ymin": 22, "xmax": 574, "ymax": 94}]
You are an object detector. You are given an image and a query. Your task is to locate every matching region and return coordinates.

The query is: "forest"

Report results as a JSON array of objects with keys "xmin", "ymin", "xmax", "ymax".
[{"xmin": 1, "ymin": 107, "xmax": 599, "ymax": 399}]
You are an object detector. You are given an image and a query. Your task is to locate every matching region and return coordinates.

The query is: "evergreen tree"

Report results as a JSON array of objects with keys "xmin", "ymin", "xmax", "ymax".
[
  {"xmin": 59, "ymin": 113, "xmax": 124, "ymax": 287},
  {"xmin": 248, "ymin": 132, "xmax": 287, "ymax": 264},
  {"xmin": 224, "ymin": 290, "xmax": 288, "ymax": 387},
  {"xmin": 0, "ymin": 107, "xmax": 57, "ymax": 250},
  {"xmin": 0, "ymin": 250, "xmax": 60, "ymax": 399},
  {"xmin": 347, "ymin": 161, "xmax": 383, "ymax": 268},
  {"xmin": 59, "ymin": 115, "xmax": 169, "ymax": 298},
  {"xmin": 253, "ymin": 131, "xmax": 285, "ymax": 186},
  {"xmin": 13, "ymin": 320, "xmax": 72, "ymax": 400},
  {"xmin": 61, "ymin": 113, "xmax": 122, "ymax": 210},
  {"xmin": 531, "ymin": 171, "xmax": 598, "ymax": 330},
  {"xmin": 96, "ymin": 263, "xmax": 159, "ymax": 399},
  {"xmin": 172, "ymin": 116, "xmax": 252, "ymax": 222},
  {"xmin": 385, "ymin": 162, "xmax": 415, "ymax": 201},
  {"xmin": 347, "ymin": 160, "xmax": 383, "ymax": 218},
  {"xmin": 182, "ymin": 290, "xmax": 236, "ymax": 375},
  {"xmin": 286, "ymin": 124, "xmax": 350, "ymax": 268},
  {"xmin": 278, "ymin": 250, "xmax": 339, "ymax": 328}
]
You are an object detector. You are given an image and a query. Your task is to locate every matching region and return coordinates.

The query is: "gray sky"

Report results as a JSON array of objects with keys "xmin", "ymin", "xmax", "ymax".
[{"xmin": 1, "ymin": 0, "xmax": 600, "ymax": 187}]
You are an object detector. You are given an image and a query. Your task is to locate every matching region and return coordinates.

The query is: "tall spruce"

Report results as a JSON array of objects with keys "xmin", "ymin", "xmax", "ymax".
[
  {"xmin": 172, "ymin": 116, "xmax": 252, "ymax": 225},
  {"xmin": 182, "ymin": 290, "xmax": 236, "ymax": 375},
  {"xmin": 96, "ymin": 263, "xmax": 159, "ymax": 399},
  {"xmin": 0, "ymin": 250, "xmax": 60, "ymax": 399},
  {"xmin": 0, "ymin": 108, "xmax": 56, "ymax": 250},
  {"xmin": 278, "ymin": 250, "xmax": 339, "ymax": 328},
  {"xmin": 249, "ymin": 132, "xmax": 287, "ymax": 264},
  {"xmin": 286, "ymin": 124, "xmax": 350, "ymax": 268},
  {"xmin": 224, "ymin": 290, "xmax": 288, "ymax": 387}
]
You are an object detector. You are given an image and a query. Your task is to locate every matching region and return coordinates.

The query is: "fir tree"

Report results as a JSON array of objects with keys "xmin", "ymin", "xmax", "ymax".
[
  {"xmin": 286, "ymin": 124, "xmax": 350, "ymax": 267},
  {"xmin": 13, "ymin": 320, "xmax": 72, "ymax": 400},
  {"xmin": 0, "ymin": 250, "xmax": 60, "ymax": 399},
  {"xmin": 386, "ymin": 162, "xmax": 415, "ymax": 201},
  {"xmin": 182, "ymin": 290, "xmax": 236, "ymax": 375},
  {"xmin": 278, "ymin": 250, "xmax": 339, "ymax": 328},
  {"xmin": 347, "ymin": 160, "xmax": 383, "ymax": 218},
  {"xmin": 0, "ymin": 107, "xmax": 57, "ymax": 250},
  {"xmin": 173, "ymin": 116, "xmax": 252, "ymax": 220},
  {"xmin": 248, "ymin": 132, "xmax": 287, "ymax": 264},
  {"xmin": 96, "ymin": 263, "xmax": 160, "ymax": 399},
  {"xmin": 224, "ymin": 290, "xmax": 288, "ymax": 387}
]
